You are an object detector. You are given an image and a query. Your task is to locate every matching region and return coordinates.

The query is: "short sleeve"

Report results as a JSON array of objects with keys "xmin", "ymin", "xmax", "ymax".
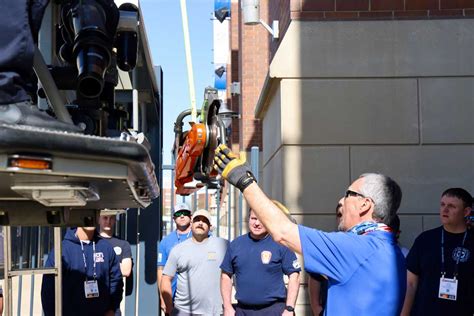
[
  {"xmin": 406, "ymin": 236, "xmax": 421, "ymax": 275},
  {"xmin": 281, "ymin": 247, "xmax": 301, "ymax": 275},
  {"xmin": 162, "ymin": 246, "xmax": 178, "ymax": 277},
  {"xmin": 157, "ymin": 238, "xmax": 169, "ymax": 267},
  {"xmin": 220, "ymin": 243, "xmax": 234, "ymax": 274},
  {"xmin": 298, "ymin": 225, "xmax": 375, "ymax": 283},
  {"xmin": 121, "ymin": 240, "xmax": 132, "ymax": 260}
]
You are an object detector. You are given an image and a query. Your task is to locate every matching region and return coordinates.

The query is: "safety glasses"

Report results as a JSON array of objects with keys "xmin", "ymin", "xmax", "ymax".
[
  {"xmin": 174, "ymin": 210, "xmax": 191, "ymax": 218},
  {"xmin": 345, "ymin": 190, "xmax": 366, "ymax": 199}
]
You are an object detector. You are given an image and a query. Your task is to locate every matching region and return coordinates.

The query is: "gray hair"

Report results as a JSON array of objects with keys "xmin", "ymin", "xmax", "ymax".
[{"xmin": 358, "ymin": 173, "xmax": 402, "ymax": 224}]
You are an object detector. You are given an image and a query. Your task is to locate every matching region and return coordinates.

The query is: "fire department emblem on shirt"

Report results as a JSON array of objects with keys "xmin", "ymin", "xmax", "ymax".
[
  {"xmin": 261, "ymin": 251, "xmax": 272, "ymax": 264},
  {"xmin": 114, "ymin": 246, "xmax": 122, "ymax": 256},
  {"xmin": 452, "ymin": 247, "xmax": 470, "ymax": 263},
  {"xmin": 94, "ymin": 252, "xmax": 105, "ymax": 263}
]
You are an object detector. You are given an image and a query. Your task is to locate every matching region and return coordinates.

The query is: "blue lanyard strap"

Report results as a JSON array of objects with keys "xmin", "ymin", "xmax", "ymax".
[
  {"xmin": 80, "ymin": 240, "xmax": 97, "ymax": 280},
  {"xmin": 441, "ymin": 229, "xmax": 468, "ymax": 278},
  {"xmin": 176, "ymin": 230, "xmax": 191, "ymax": 242}
]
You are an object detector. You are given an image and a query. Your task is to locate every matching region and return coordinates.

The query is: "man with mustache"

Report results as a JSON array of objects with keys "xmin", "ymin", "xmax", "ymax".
[{"xmin": 161, "ymin": 209, "xmax": 229, "ymax": 316}]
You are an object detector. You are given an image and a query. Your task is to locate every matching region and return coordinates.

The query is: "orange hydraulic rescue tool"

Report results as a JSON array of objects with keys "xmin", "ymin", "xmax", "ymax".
[{"xmin": 173, "ymin": 88, "xmax": 226, "ymax": 195}]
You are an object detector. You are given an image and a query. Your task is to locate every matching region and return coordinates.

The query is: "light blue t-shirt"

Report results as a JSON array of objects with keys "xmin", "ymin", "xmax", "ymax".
[
  {"xmin": 298, "ymin": 225, "xmax": 406, "ymax": 316},
  {"xmin": 157, "ymin": 230, "xmax": 192, "ymax": 296}
]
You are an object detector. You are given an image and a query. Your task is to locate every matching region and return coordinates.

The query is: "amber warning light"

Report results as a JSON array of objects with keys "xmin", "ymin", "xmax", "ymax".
[{"xmin": 8, "ymin": 156, "xmax": 52, "ymax": 170}]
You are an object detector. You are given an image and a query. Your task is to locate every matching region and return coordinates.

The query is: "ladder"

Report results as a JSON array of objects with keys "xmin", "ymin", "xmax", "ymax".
[{"xmin": 3, "ymin": 226, "xmax": 62, "ymax": 315}]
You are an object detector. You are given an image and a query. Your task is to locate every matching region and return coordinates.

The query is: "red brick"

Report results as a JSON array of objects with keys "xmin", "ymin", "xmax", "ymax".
[
  {"xmin": 291, "ymin": 11, "xmax": 325, "ymax": 20},
  {"xmin": 359, "ymin": 11, "xmax": 394, "ymax": 18},
  {"xmin": 336, "ymin": 0, "xmax": 369, "ymax": 11},
  {"xmin": 325, "ymin": 11, "xmax": 359, "ymax": 19},
  {"xmin": 429, "ymin": 9, "xmax": 464, "ymax": 16},
  {"xmin": 394, "ymin": 10, "xmax": 429, "ymax": 18},
  {"xmin": 301, "ymin": 0, "xmax": 334, "ymax": 11},
  {"xmin": 290, "ymin": 0, "xmax": 301, "ymax": 11},
  {"xmin": 441, "ymin": 0, "xmax": 474, "ymax": 9},
  {"xmin": 371, "ymin": 0, "xmax": 404, "ymax": 10},
  {"xmin": 406, "ymin": 0, "xmax": 439, "ymax": 10}
]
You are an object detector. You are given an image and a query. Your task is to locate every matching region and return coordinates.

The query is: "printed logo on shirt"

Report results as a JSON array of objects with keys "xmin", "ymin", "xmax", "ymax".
[
  {"xmin": 261, "ymin": 250, "xmax": 272, "ymax": 264},
  {"xmin": 114, "ymin": 246, "xmax": 122, "ymax": 256},
  {"xmin": 292, "ymin": 259, "xmax": 301, "ymax": 269},
  {"xmin": 94, "ymin": 252, "xmax": 105, "ymax": 263},
  {"xmin": 208, "ymin": 252, "xmax": 217, "ymax": 261},
  {"xmin": 452, "ymin": 247, "xmax": 470, "ymax": 263}
]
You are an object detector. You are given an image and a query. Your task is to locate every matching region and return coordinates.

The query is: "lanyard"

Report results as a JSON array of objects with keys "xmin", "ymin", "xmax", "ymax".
[
  {"xmin": 80, "ymin": 240, "xmax": 97, "ymax": 280},
  {"xmin": 176, "ymin": 230, "xmax": 191, "ymax": 242},
  {"xmin": 441, "ymin": 229, "xmax": 468, "ymax": 278}
]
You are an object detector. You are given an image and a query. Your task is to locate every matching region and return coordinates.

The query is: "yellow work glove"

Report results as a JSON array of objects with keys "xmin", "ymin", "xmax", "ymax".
[{"xmin": 214, "ymin": 144, "xmax": 256, "ymax": 192}]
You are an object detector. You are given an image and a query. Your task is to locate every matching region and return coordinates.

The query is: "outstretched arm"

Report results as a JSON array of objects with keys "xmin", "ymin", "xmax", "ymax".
[
  {"xmin": 243, "ymin": 183, "xmax": 301, "ymax": 253},
  {"xmin": 214, "ymin": 145, "xmax": 301, "ymax": 254}
]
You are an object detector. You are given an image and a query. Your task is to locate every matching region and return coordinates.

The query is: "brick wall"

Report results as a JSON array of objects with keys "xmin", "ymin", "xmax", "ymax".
[
  {"xmin": 229, "ymin": 1, "xmax": 241, "ymax": 145},
  {"xmin": 291, "ymin": 0, "xmax": 474, "ymax": 20},
  {"xmin": 236, "ymin": 0, "xmax": 270, "ymax": 150}
]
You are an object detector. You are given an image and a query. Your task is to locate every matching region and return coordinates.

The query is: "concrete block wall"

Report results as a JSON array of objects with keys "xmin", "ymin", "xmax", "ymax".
[{"xmin": 258, "ymin": 19, "xmax": 474, "ymax": 252}]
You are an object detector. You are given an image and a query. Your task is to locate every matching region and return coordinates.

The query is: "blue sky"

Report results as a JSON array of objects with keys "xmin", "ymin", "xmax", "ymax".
[{"xmin": 140, "ymin": 0, "xmax": 215, "ymax": 166}]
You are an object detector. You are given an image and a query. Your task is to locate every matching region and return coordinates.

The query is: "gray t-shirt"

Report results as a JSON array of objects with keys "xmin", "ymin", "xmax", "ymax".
[{"xmin": 163, "ymin": 236, "xmax": 229, "ymax": 315}]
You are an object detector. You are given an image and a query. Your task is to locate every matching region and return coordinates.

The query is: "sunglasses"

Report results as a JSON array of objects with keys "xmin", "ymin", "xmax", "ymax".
[
  {"xmin": 345, "ymin": 190, "xmax": 366, "ymax": 199},
  {"xmin": 174, "ymin": 210, "xmax": 191, "ymax": 217}
]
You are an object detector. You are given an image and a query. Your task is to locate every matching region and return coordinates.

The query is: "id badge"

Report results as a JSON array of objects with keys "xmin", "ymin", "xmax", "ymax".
[
  {"xmin": 84, "ymin": 280, "xmax": 100, "ymax": 298},
  {"xmin": 438, "ymin": 277, "xmax": 458, "ymax": 301}
]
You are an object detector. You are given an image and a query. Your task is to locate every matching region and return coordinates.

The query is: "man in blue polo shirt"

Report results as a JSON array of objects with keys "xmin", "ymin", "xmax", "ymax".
[
  {"xmin": 214, "ymin": 144, "xmax": 407, "ymax": 315},
  {"xmin": 157, "ymin": 202, "xmax": 192, "ymax": 313},
  {"xmin": 220, "ymin": 210, "xmax": 300, "ymax": 315}
]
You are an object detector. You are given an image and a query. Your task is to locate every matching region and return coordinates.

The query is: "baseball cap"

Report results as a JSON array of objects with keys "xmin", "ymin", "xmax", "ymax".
[
  {"xmin": 192, "ymin": 209, "xmax": 212, "ymax": 224},
  {"xmin": 173, "ymin": 202, "xmax": 191, "ymax": 215}
]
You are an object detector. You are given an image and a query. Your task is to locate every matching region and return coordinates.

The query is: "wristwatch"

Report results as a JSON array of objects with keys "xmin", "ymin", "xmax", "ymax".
[{"xmin": 285, "ymin": 305, "xmax": 295, "ymax": 312}]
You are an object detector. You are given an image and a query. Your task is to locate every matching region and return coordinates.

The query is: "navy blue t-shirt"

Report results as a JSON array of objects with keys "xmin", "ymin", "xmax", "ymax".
[
  {"xmin": 299, "ymin": 225, "xmax": 406, "ymax": 316},
  {"xmin": 220, "ymin": 233, "xmax": 300, "ymax": 305},
  {"xmin": 406, "ymin": 226, "xmax": 474, "ymax": 316}
]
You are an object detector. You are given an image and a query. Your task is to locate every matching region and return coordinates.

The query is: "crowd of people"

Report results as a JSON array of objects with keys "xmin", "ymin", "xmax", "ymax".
[
  {"xmin": 39, "ymin": 144, "xmax": 471, "ymax": 316},
  {"xmin": 211, "ymin": 144, "xmax": 474, "ymax": 316},
  {"xmin": 1, "ymin": 1, "xmax": 472, "ymax": 315}
]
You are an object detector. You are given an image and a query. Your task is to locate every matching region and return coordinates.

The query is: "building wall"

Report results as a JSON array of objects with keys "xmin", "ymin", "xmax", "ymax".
[
  {"xmin": 232, "ymin": 1, "xmax": 473, "ymax": 315},
  {"xmin": 254, "ymin": 17, "xmax": 474, "ymax": 316},
  {"xmin": 258, "ymin": 19, "xmax": 474, "ymax": 247}
]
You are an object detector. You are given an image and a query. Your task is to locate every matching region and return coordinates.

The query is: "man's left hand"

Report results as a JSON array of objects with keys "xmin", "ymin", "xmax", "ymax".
[{"xmin": 214, "ymin": 144, "xmax": 256, "ymax": 192}]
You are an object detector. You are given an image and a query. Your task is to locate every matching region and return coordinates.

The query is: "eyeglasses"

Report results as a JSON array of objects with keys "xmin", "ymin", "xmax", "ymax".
[
  {"xmin": 344, "ymin": 190, "xmax": 366, "ymax": 199},
  {"xmin": 174, "ymin": 210, "xmax": 191, "ymax": 217}
]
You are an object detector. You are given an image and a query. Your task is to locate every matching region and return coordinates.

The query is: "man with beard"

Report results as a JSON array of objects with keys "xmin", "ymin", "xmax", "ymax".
[{"xmin": 161, "ymin": 209, "xmax": 228, "ymax": 315}]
